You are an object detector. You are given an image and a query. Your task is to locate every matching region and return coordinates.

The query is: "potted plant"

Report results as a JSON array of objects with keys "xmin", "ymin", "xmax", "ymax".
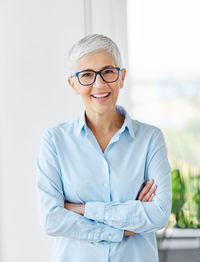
[{"xmin": 157, "ymin": 169, "xmax": 200, "ymax": 262}]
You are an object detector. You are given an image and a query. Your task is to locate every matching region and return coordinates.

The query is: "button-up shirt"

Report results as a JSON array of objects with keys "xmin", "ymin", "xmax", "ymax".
[{"xmin": 36, "ymin": 105, "xmax": 172, "ymax": 262}]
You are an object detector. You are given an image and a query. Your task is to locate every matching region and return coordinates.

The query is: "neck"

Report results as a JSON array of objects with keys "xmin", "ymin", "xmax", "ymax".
[{"xmin": 85, "ymin": 107, "xmax": 125, "ymax": 134}]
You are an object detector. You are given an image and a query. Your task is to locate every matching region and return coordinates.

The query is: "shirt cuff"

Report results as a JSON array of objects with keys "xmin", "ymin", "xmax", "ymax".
[
  {"xmin": 84, "ymin": 202, "xmax": 124, "ymax": 242},
  {"xmin": 102, "ymin": 226, "xmax": 124, "ymax": 242},
  {"xmin": 84, "ymin": 202, "xmax": 106, "ymax": 222}
]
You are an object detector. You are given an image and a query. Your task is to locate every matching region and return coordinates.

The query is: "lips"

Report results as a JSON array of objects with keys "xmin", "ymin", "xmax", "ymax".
[
  {"xmin": 92, "ymin": 92, "xmax": 110, "ymax": 98},
  {"xmin": 91, "ymin": 92, "xmax": 111, "ymax": 101}
]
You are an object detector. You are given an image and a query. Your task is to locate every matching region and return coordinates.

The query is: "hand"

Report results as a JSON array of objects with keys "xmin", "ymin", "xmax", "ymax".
[
  {"xmin": 124, "ymin": 230, "xmax": 136, "ymax": 237},
  {"xmin": 64, "ymin": 202, "xmax": 85, "ymax": 215},
  {"xmin": 124, "ymin": 180, "xmax": 157, "ymax": 237},
  {"xmin": 65, "ymin": 180, "xmax": 157, "ymax": 238},
  {"xmin": 137, "ymin": 179, "xmax": 157, "ymax": 202}
]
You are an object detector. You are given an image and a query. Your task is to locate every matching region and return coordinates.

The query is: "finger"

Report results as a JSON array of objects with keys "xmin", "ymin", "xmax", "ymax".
[
  {"xmin": 142, "ymin": 184, "xmax": 157, "ymax": 202},
  {"xmin": 138, "ymin": 180, "xmax": 154, "ymax": 201},
  {"xmin": 137, "ymin": 180, "xmax": 154, "ymax": 200},
  {"xmin": 142, "ymin": 184, "xmax": 157, "ymax": 201},
  {"xmin": 148, "ymin": 193, "xmax": 156, "ymax": 202}
]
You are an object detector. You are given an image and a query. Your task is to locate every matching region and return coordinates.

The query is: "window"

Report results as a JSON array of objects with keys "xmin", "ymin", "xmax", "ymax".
[{"xmin": 127, "ymin": 0, "xmax": 200, "ymax": 172}]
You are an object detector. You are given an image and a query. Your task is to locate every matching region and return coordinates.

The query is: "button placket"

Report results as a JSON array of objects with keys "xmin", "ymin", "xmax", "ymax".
[{"xmin": 103, "ymin": 159, "xmax": 110, "ymax": 190}]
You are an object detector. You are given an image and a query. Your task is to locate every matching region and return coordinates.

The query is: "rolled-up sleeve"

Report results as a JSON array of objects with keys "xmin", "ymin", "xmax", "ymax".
[
  {"xmin": 36, "ymin": 129, "xmax": 124, "ymax": 242},
  {"xmin": 84, "ymin": 129, "xmax": 172, "ymax": 233}
]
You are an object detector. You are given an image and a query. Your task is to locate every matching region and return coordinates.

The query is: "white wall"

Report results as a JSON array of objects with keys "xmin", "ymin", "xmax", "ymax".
[
  {"xmin": 91, "ymin": 0, "xmax": 131, "ymax": 109},
  {"xmin": 0, "ymin": 0, "xmax": 129, "ymax": 261},
  {"xmin": 0, "ymin": 1, "xmax": 85, "ymax": 261}
]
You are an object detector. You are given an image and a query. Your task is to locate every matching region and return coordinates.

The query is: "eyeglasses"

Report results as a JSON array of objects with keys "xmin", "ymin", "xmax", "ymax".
[{"xmin": 73, "ymin": 67, "xmax": 120, "ymax": 86}]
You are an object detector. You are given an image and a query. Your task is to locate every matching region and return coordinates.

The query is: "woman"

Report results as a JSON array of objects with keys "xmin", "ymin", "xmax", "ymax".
[{"xmin": 36, "ymin": 34, "xmax": 172, "ymax": 262}]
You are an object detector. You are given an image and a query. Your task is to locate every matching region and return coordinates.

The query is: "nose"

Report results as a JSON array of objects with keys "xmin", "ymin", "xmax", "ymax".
[{"xmin": 93, "ymin": 73, "xmax": 106, "ymax": 88}]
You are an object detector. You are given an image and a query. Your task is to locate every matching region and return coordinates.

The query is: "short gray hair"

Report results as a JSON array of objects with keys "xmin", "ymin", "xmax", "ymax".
[{"xmin": 66, "ymin": 34, "xmax": 122, "ymax": 78}]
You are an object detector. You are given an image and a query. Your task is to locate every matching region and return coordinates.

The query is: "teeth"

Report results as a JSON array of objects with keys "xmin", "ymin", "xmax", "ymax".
[{"xmin": 92, "ymin": 93, "xmax": 110, "ymax": 98}]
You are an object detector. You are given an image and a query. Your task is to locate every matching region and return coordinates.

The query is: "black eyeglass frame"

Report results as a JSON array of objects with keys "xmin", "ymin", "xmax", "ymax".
[{"xmin": 73, "ymin": 67, "xmax": 121, "ymax": 86}]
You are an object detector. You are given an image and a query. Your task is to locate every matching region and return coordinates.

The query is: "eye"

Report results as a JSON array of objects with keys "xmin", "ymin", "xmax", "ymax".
[
  {"xmin": 103, "ymin": 69, "xmax": 115, "ymax": 74},
  {"xmin": 80, "ymin": 71, "xmax": 94, "ymax": 79}
]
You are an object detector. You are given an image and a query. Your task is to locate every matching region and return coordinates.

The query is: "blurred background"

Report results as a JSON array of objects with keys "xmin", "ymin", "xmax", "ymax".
[{"xmin": 0, "ymin": 0, "xmax": 199, "ymax": 261}]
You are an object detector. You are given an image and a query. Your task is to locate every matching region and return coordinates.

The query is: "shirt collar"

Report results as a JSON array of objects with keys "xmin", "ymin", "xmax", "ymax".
[{"xmin": 76, "ymin": 105, "xmax": 135, "ymax": 139}]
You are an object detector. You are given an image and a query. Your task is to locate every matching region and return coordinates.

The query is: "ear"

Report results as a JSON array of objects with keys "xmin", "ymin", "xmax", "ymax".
[
  {"xmin": 119, "ymin": 68, "xmax": 126, "ymax": 89},
  {"xmin": 68, "ymin": 77, "xmax": 80, "ymax": 95}
]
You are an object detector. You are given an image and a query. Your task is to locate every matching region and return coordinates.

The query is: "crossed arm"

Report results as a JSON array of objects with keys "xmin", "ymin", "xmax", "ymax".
[
  {"xmin": 64, "ymin": 180, "xmax": 157, "ymax": 237},
  {"xmin": 36, "ymin": 128, "xmax": 171, "ymax": 242}
]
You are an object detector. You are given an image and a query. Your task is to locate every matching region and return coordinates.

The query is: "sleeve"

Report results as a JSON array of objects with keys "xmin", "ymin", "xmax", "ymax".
[
  {"xmin": 84, "ymin": 129, "xmax": 172, "ymax": 233},
  {"xmin": 36, "ymin": 129, "xmax": 124, "ymax": 243}
]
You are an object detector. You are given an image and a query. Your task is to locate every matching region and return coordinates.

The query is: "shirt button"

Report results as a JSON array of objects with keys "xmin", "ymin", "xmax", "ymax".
[
  {"xmin": 104, "ymin": 160, "xmax": 107, "ymax": 166},
  {"xmin": 108, "ymin": 235, "xmax": 112, "ymax": 239},
  {"xmin": 104, "ymin": 183, "xmax": 108, "ymax": 187}
]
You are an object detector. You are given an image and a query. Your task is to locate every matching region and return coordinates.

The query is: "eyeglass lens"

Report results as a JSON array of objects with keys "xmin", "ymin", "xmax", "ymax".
[{"xmin": 78, "ymin": 68, "xmax": 119, "ymax": 85}]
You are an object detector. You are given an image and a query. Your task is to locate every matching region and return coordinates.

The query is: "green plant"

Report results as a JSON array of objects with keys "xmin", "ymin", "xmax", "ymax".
[
  {"xmin": 191, "ymin": 175, "xmax": 200, "ymax": 227},
  {"xmin": 171, "ymin": 169, "xmax": 186, "ymax": 228},
  {"xmin": 171, "ymin": 169, "xmax": 200, "ymax": 228}
]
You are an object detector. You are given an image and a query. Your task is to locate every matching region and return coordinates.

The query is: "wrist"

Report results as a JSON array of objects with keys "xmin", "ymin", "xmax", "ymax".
[{"xmin": 81, "ymin": 204, "xmax": 85, "ymax": 215}]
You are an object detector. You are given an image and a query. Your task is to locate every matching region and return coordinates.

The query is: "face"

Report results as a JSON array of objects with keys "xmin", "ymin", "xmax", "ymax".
[{"xmin": 68, "ymin": 51, "xmax": 126, "ymax": 115}]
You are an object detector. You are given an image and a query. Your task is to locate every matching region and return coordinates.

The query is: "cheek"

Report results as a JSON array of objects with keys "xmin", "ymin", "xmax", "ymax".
[
  {"xmin": 112, "ymin": 85, "xmax": 120, "ymax": 96},
  {"xmin": 114, "ymin": 90, "xmax": 120, "ymax": 98},
  {"xmin": 80, "ymin": 89, "xmax": 92, "ymax": 99},
  {"xmin": 74, "ymin": 84, "xmax": 91, "ymax": 96}
]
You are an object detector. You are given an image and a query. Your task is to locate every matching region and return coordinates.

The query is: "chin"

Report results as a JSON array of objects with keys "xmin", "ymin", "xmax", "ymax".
[{"xmin": 93, "ymin": 104, "xmax": 116, "ymax": 115}]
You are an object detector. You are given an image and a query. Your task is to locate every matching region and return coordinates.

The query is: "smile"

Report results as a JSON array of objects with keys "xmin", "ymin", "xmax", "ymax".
[{"xmin": 91, "ymin": 92, "xmax": 111, "ymax": 101}]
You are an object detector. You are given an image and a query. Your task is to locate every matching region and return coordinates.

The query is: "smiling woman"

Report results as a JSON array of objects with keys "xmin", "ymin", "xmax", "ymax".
[
  {"xmin": 36, "ymin": 34, "xmax": 172, "ymax": 262},
  {"xmin": 68, "ymin": 50, "xmax": 126, "ymax": 139}
]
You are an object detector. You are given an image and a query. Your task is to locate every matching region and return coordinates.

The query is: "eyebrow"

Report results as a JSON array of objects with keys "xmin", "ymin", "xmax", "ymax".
[{"xmin": 81, "ymin": 65, "xmax": 115, "ymax": 71}]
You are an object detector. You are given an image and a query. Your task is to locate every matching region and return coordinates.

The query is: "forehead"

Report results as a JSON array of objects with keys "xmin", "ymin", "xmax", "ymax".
[{"xmin": 76, "ymin": 51, "xmax": 117, "ymax": 71}]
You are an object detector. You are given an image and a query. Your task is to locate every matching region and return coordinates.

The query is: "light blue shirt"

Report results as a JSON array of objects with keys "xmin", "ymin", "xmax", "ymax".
[{"xmin": 36, "ymin": 105, "xmax": 172, "ymax": 262}]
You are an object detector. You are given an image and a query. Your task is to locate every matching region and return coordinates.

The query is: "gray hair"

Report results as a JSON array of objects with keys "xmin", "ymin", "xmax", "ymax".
[{"xmin": 66, "ymin": 34, "xmax": 122, "ymax": 78}]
